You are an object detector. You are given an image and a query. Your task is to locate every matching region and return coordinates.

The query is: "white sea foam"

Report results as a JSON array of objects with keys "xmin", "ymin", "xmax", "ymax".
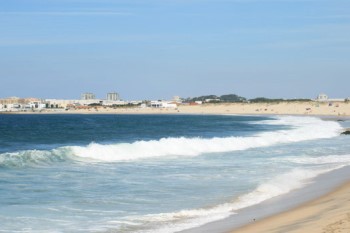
[
  {"xmin": 0, "ymin": 148, "xmax": 72, "ymax": 167},
  {"xmin": 130, "ymin": 154, "xmax": 350, "ymax": 232},
  {"xmin": 124, "ymin": 166, "xmax": 341, "ymax": 233},
  {"xmin": 0, "ymin": 116, "xmax": 342, "ymax": 167},
  {"xmin": 277, "ymin": 154, "xmax": 350, "ymax": 165},
  {"xmin": 69, "ymin": 116, "xmax": 342, "ymax": 162}
]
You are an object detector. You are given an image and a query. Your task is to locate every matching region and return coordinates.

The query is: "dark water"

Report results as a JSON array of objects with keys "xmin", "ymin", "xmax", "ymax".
[{"xmin": 0, "ymin": 114, "xmax": 276, "ymax": 153}]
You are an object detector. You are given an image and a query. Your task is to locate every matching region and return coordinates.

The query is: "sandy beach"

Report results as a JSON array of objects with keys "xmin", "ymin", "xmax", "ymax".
[
  {"xmin": 178, "ymin": 102, "xmax": 350, "ymax": 116},
  {"xmin": 231, "ymin": 180, "xmax": 350, "ymax": 233},
  {"xmin": 6, "ymin": 101, "xmax": 350, "ymax": 116}
]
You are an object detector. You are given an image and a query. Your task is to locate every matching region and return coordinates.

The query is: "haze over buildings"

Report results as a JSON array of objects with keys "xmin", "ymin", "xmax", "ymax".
[{"xmin": 1, "ymin": 91, "xmax": 349, "ymax": 113}]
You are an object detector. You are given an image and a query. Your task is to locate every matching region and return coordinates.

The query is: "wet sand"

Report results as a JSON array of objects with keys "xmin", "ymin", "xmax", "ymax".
[{"xmin": 231, "ymin": 181, "xmax": 350, "ymax": 233}]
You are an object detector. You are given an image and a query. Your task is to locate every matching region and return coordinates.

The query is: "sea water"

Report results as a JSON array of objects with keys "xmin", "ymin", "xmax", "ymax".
[{"xmin": 0, "ymin": 114, "xmax": 349, "ymax": 233}]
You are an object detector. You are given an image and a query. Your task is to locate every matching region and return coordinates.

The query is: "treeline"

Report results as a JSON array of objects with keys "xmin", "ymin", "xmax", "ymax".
[
  {"xmin": 184, "ymin": 94, "xmax": 247, "ymax": 103},
  {"xmin": 249, "ymin": 97, "xmax": 312, "ymax": 103},
  {"xmin": 184, "ymin": 94, "xmax": 312, "ymax": 103}
]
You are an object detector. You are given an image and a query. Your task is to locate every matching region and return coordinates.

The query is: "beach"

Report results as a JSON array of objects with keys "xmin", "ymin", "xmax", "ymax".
[
  {"xmin": 3, "ymin": 0, "xmax": 350, "ymax": 232},
  {"xmin": 231, "ymin": 180, "xmax": 350, "ymax": 233},
  {"xmin": 6, "ymin": 101, "xmax": 350, "ymax": 116}
]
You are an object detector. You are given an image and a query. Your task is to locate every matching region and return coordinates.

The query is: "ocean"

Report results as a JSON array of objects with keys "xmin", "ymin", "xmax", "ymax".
[{"xmin": 0, "ymin": 114, "xmax": 349, "ymax": 233}]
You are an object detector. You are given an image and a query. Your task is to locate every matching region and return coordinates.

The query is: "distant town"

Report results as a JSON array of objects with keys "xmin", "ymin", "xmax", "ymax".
[
  {"xmin": 0, "ymin": 92, "xmax": 181, "ymax": 112},
  {"xmin": 0, "ymin": 92, "xmax": 349, "ymax": 113}
]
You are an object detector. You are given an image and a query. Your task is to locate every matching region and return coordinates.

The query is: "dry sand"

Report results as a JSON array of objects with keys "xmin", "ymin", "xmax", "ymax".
[
  {"xmin": 12, "ymin": 101, "xmax": 350, "ymax": 116},
  {"xmin": 176, "ymin": 102, "xmax": 350, "ymax": 116},
  {"xmin": 231, "ymin": 181, "xmax": 350, "ymax": 233}
]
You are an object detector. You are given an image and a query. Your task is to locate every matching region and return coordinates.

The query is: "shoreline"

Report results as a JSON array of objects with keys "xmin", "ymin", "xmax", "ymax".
[
  {"xmin": 231, "ymin": 178, "xmax": 350, "ymax": 233},
  {"xmin": 181, "ymin": 165, "xmax": 350, "ymax": 233},
  {"xmin": 180, "ymin": 115, "xmax": 350, "ymax": 233}
]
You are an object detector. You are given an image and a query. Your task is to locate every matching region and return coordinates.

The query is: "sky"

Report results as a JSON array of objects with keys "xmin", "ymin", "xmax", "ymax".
[{"xmin": 0, "ymin": 0, "xmax": 349, "ymax": 100}]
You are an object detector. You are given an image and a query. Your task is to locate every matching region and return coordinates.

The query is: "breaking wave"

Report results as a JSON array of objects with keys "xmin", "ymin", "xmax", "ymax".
[
  {"xmin": 0, "ymin": 148, "xmax": 73, "ymax": 168},
  {"xmin": 0, "ymin": 116, "xmax": 343, "ymax": 167},
  {"xmin": 125, "ymin": 151, "xmax": 350, "ymax": 232}
]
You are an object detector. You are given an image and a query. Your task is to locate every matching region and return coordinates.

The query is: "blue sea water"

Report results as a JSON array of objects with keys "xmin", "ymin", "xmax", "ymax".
[{"xmin": 0, "ymin": 114, "xmax": 349, "ymax": 233}]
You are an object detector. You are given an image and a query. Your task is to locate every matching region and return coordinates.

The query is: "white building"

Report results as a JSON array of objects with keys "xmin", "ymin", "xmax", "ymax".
[
  {"xmin": 46, "ymin": 99, "xmax": 104, "ymax": 108},
  {"xmin": 149, "ymin": 101, "xmax": 177, "ymax": 108},
  {"xmin": 205, "ymin": 98, "xmax": 221, "ymax": 103},
  {"xmin": 2, "ymin": 104, "xmax": 19, "ymax": 111},
  {"xmin": 81, "ymin": 93, "xmax": 95, "ymax": 100},
  {"xmin": 102, "ymin": 100, "xmax": 127, "ymax": 106},
  {"xmin": 316, "ymin": 93, "xmax": 328, "ymax": 101},
  {"xmin": 315, "ymin": 94, "xmax": 345, "ymax": 102},
  {"xmin": 129, "ymin": 100, "xmax": 143, "ymax": 105},
  {"xmin": 107, "ymin": 92, "xmax": 120, "ymax": 101},
  {"xmin": 76, "ymin": 99, "xmax": 102, "ymax": 106},
  {"xmin": 26, "ymin": 101, "xmax": 46, "ymax": 110},
  {"xmin": 0, "ymin": 99, "xmax": 46, "ymax": 111}
]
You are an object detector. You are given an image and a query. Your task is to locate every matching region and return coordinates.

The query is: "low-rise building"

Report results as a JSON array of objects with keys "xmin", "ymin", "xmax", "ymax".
[
  {"xmin": 205, "ymin": 98, "xmax": 221, "ymax": 103},
  {"xmin": 76, "ymin": 99, "xmax": 102, "ymax": 106},
  {"xmin": 149, "ymin": 101, "xmax": 177, "ymax": 108},
  {"xmin": 45, "ymin": 99, "xmax": 103, "ymax": 108},
  {"xmin": 102, "ymin": 100, "xmax": 127, "ymax": 106},
  {"xmin": 315, "ymin": 94, "xmax": 345, "ymax": 102},
  {"xmin": 129, "ymin": 100, "xmax": 142, "ymax": 105},
  {"xmin": 0, "ymin": 97, "xmax": 46, "ymax": 111},
  {"xmin": 316, "ymin": 93, "xmax": 328, "ymax": 101}
]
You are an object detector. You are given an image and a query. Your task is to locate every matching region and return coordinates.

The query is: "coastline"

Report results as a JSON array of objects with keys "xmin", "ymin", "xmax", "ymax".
[
  {"xmin": 227, "ymin": 116, "xmax": 350, "ymax": 233},
  {"xmin": 2, "ymin": 102, "xmax": 350, "ymax": 116},
  {"xmin": 178, "ymin": 114, "xmax": 350, "ymax": 233},
  {"xmin": 181, "ymin": 165, "xmax": 350, "ymax": 233},
  {"xmin": 231, "ymin": 179, "xmax": 350, "ymax": 233}
]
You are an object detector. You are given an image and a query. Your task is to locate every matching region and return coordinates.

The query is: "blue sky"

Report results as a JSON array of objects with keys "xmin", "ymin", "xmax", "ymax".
[{"xmin": 0, "ymin": 0, "xmax": 349, "ymax": 100}]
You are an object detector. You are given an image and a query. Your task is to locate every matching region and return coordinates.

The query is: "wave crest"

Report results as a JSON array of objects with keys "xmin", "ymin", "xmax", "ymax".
[
  {"xmin": 70, "ymin": 116, "xmax": 342, "ymax": 162},
  {"xmin": 0, "ymin": 148, "xmax": 71, "ymax": 168},
  {"xmin": 0, "ymin": 116, "xmax": 342, "ymax": 167}
]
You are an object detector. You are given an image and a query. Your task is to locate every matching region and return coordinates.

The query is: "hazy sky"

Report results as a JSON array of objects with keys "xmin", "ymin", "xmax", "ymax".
[{"xmin": 0, "ymin": 0, "xmax": 349, "ymax": 100}]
